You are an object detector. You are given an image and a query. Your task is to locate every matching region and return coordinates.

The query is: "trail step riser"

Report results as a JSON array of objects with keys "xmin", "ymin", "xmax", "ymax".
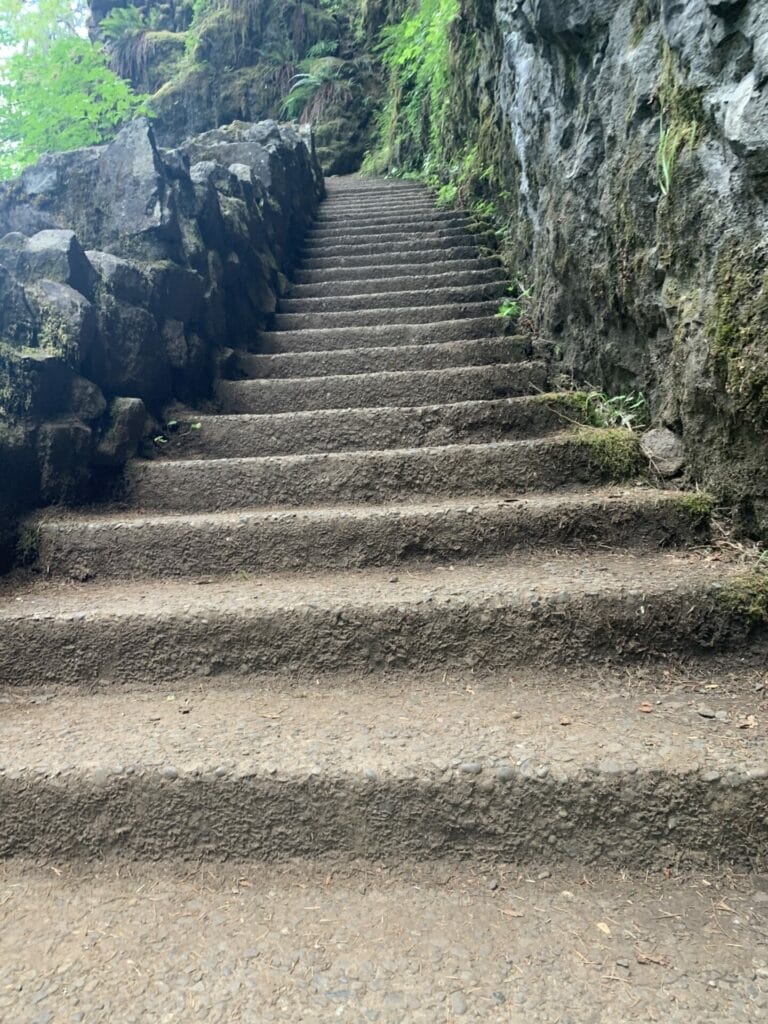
[
  {"xmin": 37, "ymin": 496, "xmax": 710, "ymax": 583},
  {"xmin": 235, "ymin": 337, "xmax": 531, "ymax": 379},
  {"xmin": 125, "ymin": 435, "xmax": 623, "ymax": 513},
  {"xmin": 0, "ymin": 580, "xmax": 756, "ymax": 689},
  {"xmin": 300, "ymin": 246, "xmax": 487, "ymax": 270},
  {"xmin": 279, "ymin": 282, "xmax": 505, "ymax": 314},
  {"xmin": 216, "ymin": 363, "xmax": 546, "ymax": 415},
  {"xmin": 288, "ymin": 268, "xmax": 506, "ymax": 299},
  {"xmin": 302, "ymin": 232, "xmax": 495, "ymax": 257},
  {"xmin": 258, "ymin": 318, "xmax": 507, "ymax": 353},
  {"xmin": 308, "ymin": 217, "xmax": 473, "ymax": 237},
  {"xmin": 2, "ymin": 769, "xmax": 762, "ymax": 868},
  {"xmin": 163, "ymin": 397, "xmax": 584, "ymax": 460},
  {"xmin": 273, "ymin": 301, "xmax": 502, "ymax": 331},
  {"xmin": 292, "ymin": 258, "xmax": 501, "ymax": 285}
]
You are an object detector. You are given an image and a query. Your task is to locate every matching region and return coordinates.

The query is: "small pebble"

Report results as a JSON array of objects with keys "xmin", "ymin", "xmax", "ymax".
[
  {"xmin": 459, "ymin": 762, "xmax": 482, "ymax": 775},
  {"xmin": 697, "ymin": 706, "xmax": 716, "ymax": 719},
  {"xmin": 449, "ymin": 992, "xmax": 467, "ymax": 1016},
  {"xmin": 162, "ymin": 766, "xmax": 179, "ymax": 780}
]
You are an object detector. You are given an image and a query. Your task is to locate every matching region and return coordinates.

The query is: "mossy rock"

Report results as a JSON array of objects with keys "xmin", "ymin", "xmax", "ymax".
[{"xmin": 575, "ymin": 427, "xmax": 644, "ymax": 480}]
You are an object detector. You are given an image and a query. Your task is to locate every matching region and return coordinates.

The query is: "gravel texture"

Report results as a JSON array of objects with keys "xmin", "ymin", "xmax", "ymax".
[{"xmin": 0, "ymin": 859, "xmax": 766, "ymax": 1023}]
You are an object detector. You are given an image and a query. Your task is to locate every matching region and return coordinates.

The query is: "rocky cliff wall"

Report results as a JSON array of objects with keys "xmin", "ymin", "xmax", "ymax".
[
  {"xmin": 0, "ymin": 118, "xmax": 323, "ymax": 567},
  {"xmin": 478, "ymin": 0, "xmax": 767, "ymax": 533}
]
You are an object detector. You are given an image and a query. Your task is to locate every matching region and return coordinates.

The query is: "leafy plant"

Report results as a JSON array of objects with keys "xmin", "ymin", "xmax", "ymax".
[
  {"xmin": 435, "ymin": 182, "xmax": 457, "ymax": 208},
  {"xmin": 496, "ymin": 300, "xmax": 521, "ymax": 320},
  {"xmin": 585, "ymin": 391, "xmax": 649, "ymax": 430},
  {"xmin": 0, "ymin": 0, "xmax": 146, "ymax": 179},
  {"xmin": 281, "ymin": 55, "xmax": 351, "ymax": 122}
]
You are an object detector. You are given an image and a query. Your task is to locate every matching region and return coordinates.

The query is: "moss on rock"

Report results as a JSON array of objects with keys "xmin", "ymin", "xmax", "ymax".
[{"xmin": 575, "ymin": 427, "xmax": 644, "ymax": 480}]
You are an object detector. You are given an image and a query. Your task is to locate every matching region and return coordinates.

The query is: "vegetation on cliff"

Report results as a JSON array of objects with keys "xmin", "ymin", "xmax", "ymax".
[{"xmin": 0, "ymin": 0, "xmax": 146, "ymax": 178}]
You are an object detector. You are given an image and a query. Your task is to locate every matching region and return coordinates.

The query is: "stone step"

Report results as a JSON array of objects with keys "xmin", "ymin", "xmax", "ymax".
[
  {"xmin": 272, "ymin": 300, "xmax": 501, "ymax": 332},
  {"xmin": 162, "ymin": 394, "xmax": 591, "ymax": 460},
  {"xmin": 2, "ymin": 860, "xmax": 764, "ymax": 1020},
  {"xmin": 288, "ymin": 266, "xmax": 506, "ymax": 299},
  {"xmin": 36, "ymin": 489, "xmax": 712, "ymax": 583},
  {"xmin": 300, "ymin": 244, "xmax": 488, "ymax": 270},
  {"xmin": 310, "ymin": 211, "xmax": 469, "ymax": 232},
  {"xmin": 315, "ymin": 207, "xmax": 457, "ymax": 227},
  {"xmin": 279, "ymin": 281, "xmax": 505, "ymax": 314},
  {"xmin": 292, "ymin": 256, "xmax": 501, "ymax": 285},
  {"xmin": 324, "ymin": 181, "xmax": 429, "ymax": 195},
  {"xmin": 307, "ymin": 219, "xmax": 474, "ymax": 242},
  {"xmin": 302, "ymin": 230, "xmax": 495, "ymax": 259},
  {"xmin": 235, "ymin": 336, "xmax": 531, "ymax": 379},
  {"xmin": 258, "ymin": 316, "xmax": 505, "ymax": 352},
  {"xmin": 216, "ymin": 362, "xmax": 547, "ymax": 415},
  {"xmin": 124, "ymin": 430, "xmax": 636, "ymax": 513},
  {"xmin": 0, "ymin": 554, "xmax": 760, "ymax": 686}
]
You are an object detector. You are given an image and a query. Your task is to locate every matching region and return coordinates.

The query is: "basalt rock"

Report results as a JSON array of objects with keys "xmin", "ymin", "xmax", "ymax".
[
  {"xmin": 0, "ymin": 116, "xmax": 323, "ymax": 566},
  {"xmin": 457, "ymin": 0, "xmax": 768, "ymax": 534}
]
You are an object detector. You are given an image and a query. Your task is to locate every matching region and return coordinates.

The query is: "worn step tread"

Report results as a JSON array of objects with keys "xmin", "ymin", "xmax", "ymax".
[
  {"xmin": 310, "ymin": 211, "xmax": 469, "ymax": 232},
  {"xmin": 0, "ymin": 861, "xmax": 764, "ymax": 1023},
  {"xmin": 279, "ymin": 281, "xmax": 505, "ymax": 314},
  {"xmin": 161, "ymin": 395, "xmax": 589, "ymax": 459},
  {"xmin": 300, "ymin": 245, "xmax": 490, "ymax": 270},
  {"xmin": 288, "ymin": 268, "xmax": 506, "ymax": 299},
  {"xmin": 302, "ymin": 231, "xmax": 495, "ymax": 257},
  {"xmin": 35, "ymin": 488, "xmax": 710, "ymax": 581},
  {"xmin": 122, "ymin": 430, "xmax": 636, "ymax": 512},
  {"xmin": 258, "ymin": 315, "xmax": 505, "ymax": 352},
  {"xmin": 1, "ymin": 671, "xmax": 765, "ymax": 866},
  {"xmin": 216, "ymin": 362, "xmax": 547, "ymax": 414},
  {"xmin": 0, "ymin": 551, "xmax": 760, "ymax": 687},
  {"xmin": 235, "ymin": 336, "xmax": 530, "ymax": 379},
  {"xmin": 292, "ymin": 257, "xmax": 501, "ymax": 285},
  {"xmin": 273, "ymin": 300, "xmax": 501, "ymax": 331}
]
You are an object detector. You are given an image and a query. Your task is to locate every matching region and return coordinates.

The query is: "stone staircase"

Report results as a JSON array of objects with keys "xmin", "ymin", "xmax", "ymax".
[{"xmin": 0, "ymin": 177, "xmax": 766, "ymax": 1021}]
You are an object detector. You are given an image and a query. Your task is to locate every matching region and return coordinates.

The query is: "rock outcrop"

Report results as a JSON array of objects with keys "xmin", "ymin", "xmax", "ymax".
[
  {"xmin": 462, "ymin": 0, "xmax": 767, "ymax": 533},
  {"xmin": 0, "ymin": 117, "xmax": 323, "ymax": 567}
]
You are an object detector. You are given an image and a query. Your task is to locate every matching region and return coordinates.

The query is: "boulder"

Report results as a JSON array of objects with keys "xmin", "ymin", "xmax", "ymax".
[
  {"xmin": 36, "ymin": 419, "xmax": 94, "ymax": 502},
  {"xmin": 640, "ymin": 428, "xmax": 686, "ymax": 478},
  {"xmin": 96, "ymin": 397, "xmax": 147, "ymax": 467}
]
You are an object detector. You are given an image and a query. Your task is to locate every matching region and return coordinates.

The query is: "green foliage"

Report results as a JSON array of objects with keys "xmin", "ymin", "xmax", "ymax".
[
  {"xmin": 0, "ymin": 0, "xmax": 146, "ymax": 179},
  {"xmin": 584, "ymin": 391, "xmax": 649, "ymax": 430},
  {"xmin": 496, "ymin": 300, "xmax": 521, "ymax": 320},
  {"xmin": 366, "ymin": 0, "xmax": 459, "ymax": 174},
  {"xmin": 656, "ymin": 42, "xmax": 703, "ymax": 196},
  {"xmin": 281, "ymin": 55, "xmax": 351, "ymax": 121},
  {"xmin": 435, "ymin": 182, "xmax": 457, "ymax": 208}
]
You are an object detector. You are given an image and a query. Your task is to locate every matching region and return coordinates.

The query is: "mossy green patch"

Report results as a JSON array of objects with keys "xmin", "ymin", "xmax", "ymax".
[
  {"xmin": 707, "ymin": 243, "xmax": 768, "ymax": 430},
  {"xmin": 719, "ymin": 571, "xmax": 768, "ymax": 625},
  {"xmin": 575, "ymin": 427, "xmax": 643, "ymax": 480},
  {"xmin": 672, "ymin": 491, "xmax": 715, "ymax": 526},
  {"xmin": 531, "ymin": 391, "xmax": 593, "ymax": 425}
]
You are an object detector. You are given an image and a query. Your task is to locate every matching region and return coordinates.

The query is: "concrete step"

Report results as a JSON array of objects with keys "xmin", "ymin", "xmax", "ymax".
[
  {"xmin": 0, "ymin": 554, "xmax": 761, "ymax": 686},
  {"xmin": 300, "ymin": 245, "xmax": 489, "ymax": 270},
  {"xmin": 315, "ymin": 207, "xmax": 457, "ymax": 227},
  {"xmin": 123, "ymin": 430, "xmax": 640, "ymax": 513},
  {"xmin": 288, "ymin": 267, "xmax": 506, "ymax": 299},
  {"xmin": 235, "ymin": 337, "xmax": 531, "ymax": 379},
  {"xmin": 3, "ymin": 672, "xmax": 767, "ymax": 867},
  {"xmin": 162, "ymin": 394, "xmax": 593, "ymax": 460},
  {"xmin": 302, "ymin": 230, "xmax": 495, "ymax": 259},
  {"xmin": 1, "ymin": 860, "xmax": 764, "ymax": 1022},
  {"xmin": 258, "ymin": 316, "xmax": 505, "ymax": 352},
  {"xmin": 310, "ymin": 211, "xmax": 469, "ymax": 233},
  {"xmin": 272, "ymin": 300, "xmax": 501, "ymax": 332},
  {"xmin": 279, "ymin": 281, "xmax": 505, "ymax": 314},
  {"xmin": 292, "ymin": 256, "xmax": 502, "ymax": 285},
  {"xmin": 35, "ymin": 489, "xmax": 712, "ymax": 582},
  {"xmin": 216, "ymin": 362, "xmax": 546, "ymax": 415}
]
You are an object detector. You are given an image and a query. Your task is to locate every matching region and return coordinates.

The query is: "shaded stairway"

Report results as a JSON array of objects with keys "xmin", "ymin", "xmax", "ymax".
[{"xmin": 0, "ymin": 176, "xmax": 765, "ymax": 874}]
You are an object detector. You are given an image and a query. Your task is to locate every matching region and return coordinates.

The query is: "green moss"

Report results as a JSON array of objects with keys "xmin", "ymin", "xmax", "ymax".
[
  {"xmin": 630, "ymin": 0, "xmax": 654, "ymax": 48},
  {"xmin": 673, "ymin": 491, "xmax": 715, "ymax": 522},
  {"xmin": 719, "ymin": 572, "xmax": 768, "ymax": 625},
  {"xmin": 531, "ymin": 391, "xmax": 593, "ymax": 424},
  {"xmin": 575, "ymin": 427, "xmax": 643, "ymax": 480},
  {"xmin": 707, "ymin": 243, "xmax": 768, "ymax": 430},
  {"xmin": 16, "ymin": 521, "xmax": 40, "ymax": 565},
  {"xmin": 657, "ymin": 42, "xmax": 705, "ymax": 196}
]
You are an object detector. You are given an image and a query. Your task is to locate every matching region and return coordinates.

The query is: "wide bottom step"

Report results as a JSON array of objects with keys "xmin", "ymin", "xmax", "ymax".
[
  {"xmin": 1, "ymin": 859, "xmax": 764, "ymax": 1022},
  {"xmin": 2, "ymin": 668, "xmax": 766, "ymax": 865}
]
